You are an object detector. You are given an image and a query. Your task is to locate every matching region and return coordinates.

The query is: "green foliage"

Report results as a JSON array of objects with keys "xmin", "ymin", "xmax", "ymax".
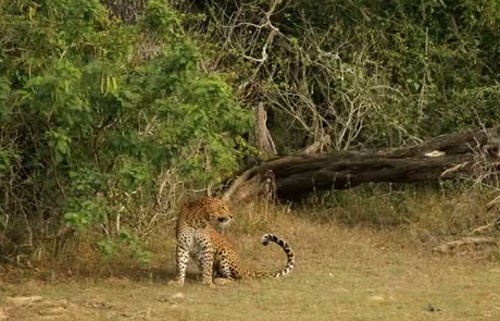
[
  {"xmin": 0, "ymin": 0, "xmax": 250, "ymax": 260},
  {"xmin": 3, "ymin": 0, "xmax": 500, "ymax": 263},
  {"xmin": 141, "ymin": 0, "xmax": 182, "ymax": 35},
  {"xmin": 98, "ymin": 230, "xmax": 152, "ymax": 264}
]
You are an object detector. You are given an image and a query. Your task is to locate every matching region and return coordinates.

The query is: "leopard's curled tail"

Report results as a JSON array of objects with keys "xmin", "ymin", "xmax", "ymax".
[{"xmin": 246, "ymin": 233, "xmax": 295, "ymax": 278}]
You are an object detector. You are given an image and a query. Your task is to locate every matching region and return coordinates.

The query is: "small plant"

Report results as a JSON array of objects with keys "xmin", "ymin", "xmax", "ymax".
[{"xmin": 97, "ymin": 230, "xmax": 152, "ymax": 265}]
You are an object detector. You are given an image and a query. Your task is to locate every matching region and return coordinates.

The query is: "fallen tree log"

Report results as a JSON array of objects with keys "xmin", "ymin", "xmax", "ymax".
[{"xmin": 223, "ymin": 126, "xmax": 500, "ymax": 202}]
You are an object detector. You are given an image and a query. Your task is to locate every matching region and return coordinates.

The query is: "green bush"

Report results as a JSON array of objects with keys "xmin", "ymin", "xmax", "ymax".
[{"xmin": 0, "ymin": 0, "xmax": 250, "ymax": 260}]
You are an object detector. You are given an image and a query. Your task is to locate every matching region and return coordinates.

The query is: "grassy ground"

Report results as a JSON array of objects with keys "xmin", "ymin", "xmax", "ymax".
[{"xmin": 1, "ymin": 197, "xmax": 500, "ymax": 321}]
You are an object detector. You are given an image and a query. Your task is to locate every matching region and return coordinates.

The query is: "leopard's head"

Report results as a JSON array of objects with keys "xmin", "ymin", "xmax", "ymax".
[{"xmin": 200, "ymin": 196, "xmax": 233, "ymax": 229}]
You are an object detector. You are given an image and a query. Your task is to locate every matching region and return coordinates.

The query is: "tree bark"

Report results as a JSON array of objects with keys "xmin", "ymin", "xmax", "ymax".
[
  {"xmin": 253, "ymin": 103, "xmax": 277, "ymax": 155},
  {"xmin": 224, "ymin": 126, "xmax": 500, "ymax": 202}
]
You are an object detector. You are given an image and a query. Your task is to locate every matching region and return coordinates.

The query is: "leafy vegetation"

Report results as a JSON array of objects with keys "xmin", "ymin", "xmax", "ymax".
[
  {"xmin": 0, "ymin": 0, "xmax": 499, "ymax": 263},
  {"xmin": 0, "ymin": 0, "xmax": 249, "ymax": 261}
]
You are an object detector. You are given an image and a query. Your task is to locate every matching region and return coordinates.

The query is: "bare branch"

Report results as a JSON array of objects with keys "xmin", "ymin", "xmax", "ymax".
[{"xmin": 433, "ymin": 237, "xmax": 498, "ymax": 254}]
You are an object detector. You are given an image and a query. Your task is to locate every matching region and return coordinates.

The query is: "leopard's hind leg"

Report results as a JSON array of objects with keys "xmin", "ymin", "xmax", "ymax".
[{"xmin": 199, "ymin": 245, "xmax": 215, "ymax": 285}]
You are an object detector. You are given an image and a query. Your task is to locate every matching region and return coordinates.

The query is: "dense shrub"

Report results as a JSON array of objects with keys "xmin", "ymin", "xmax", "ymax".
[{"xmin": 0, "ymin": 0, "xmax": 250, "ymax": 261}]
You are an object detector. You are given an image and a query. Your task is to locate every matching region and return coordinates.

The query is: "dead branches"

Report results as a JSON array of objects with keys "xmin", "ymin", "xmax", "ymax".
[
  {"xmin": 433, "ymin": 218, "xmax": 500, "ymax": 254},
  {"xmin": 433, "ymin": 237, "xmax": 498, "ymax": 254},
  {"xmin": 221, "ymin": 0, "xmax": 284, "ymax": 66}
]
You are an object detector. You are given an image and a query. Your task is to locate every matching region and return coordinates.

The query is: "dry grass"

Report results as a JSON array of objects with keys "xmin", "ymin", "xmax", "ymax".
[{"xmin": 1, "ymin": 190, "xmax": 500, "ymax": 321}]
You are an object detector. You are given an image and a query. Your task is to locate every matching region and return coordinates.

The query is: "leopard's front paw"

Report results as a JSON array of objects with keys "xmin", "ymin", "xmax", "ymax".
[{"xmin": 168, "ymin": 279, "xmax": 185, "ymax": 286}]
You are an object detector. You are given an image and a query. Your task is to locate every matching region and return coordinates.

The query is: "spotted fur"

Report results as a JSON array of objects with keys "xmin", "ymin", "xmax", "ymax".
[{"xmin": 171, "ymin": 196, "xmax": 295, "ymax": 285}]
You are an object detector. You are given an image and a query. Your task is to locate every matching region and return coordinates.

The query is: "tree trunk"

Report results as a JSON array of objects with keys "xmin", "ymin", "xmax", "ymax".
[
  {"xmin": 253, "ymin": 103, "xmax": 277, "ymax": 155},
  {"xmin": 223, "ymin": 126, "xmax": 500, "ymax": 202}
]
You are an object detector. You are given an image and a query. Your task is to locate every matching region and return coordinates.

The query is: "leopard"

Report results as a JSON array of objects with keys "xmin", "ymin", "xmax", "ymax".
[{"xmin": 170, "ymin": 196, "xmax": 295, "ymax": 286}]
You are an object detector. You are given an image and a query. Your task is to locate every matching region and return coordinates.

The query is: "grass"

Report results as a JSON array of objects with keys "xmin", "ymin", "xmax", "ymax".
[{"xmin": 1, "ymin": 188, "xmax": 500, "ymax": 321}]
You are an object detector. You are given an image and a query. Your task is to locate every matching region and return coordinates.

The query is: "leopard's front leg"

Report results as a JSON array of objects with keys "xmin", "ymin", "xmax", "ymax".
[{"xmin": 171, "ymin": 244, "xmax": 189, "ymax": 286}]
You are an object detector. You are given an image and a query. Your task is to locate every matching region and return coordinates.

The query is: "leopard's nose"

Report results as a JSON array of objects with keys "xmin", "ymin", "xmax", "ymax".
[{"xmin": 217, "ymin": 217, "xmax": 228, "ymax": 222}]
